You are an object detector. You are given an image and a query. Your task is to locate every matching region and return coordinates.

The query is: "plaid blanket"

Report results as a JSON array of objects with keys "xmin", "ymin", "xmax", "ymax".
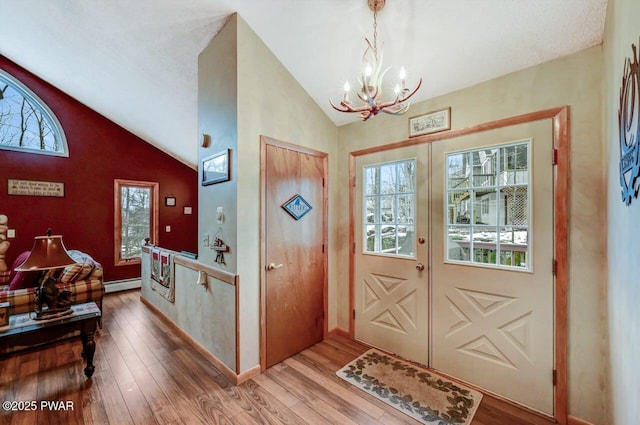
[{"xmin": 150, "ymin": 247, "xmax": 175, "ymax": 302}]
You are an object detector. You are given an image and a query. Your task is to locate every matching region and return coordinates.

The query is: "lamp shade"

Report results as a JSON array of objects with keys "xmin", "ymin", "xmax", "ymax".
[{"xmin": 14, "ymin": 235, "xmax": 75, "ymax": 271}]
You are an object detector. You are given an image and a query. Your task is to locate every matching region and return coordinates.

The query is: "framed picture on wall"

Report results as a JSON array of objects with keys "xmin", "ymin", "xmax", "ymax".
[
  {"xmin": 202, "ymin": 149, "xmax": 230, "ymax": 186},
  {"xmin": 408, "ymin": 107, "xmax": 451, "ymax": 137}
]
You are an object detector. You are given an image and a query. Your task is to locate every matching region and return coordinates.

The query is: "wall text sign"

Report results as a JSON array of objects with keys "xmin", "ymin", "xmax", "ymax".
[{"xmin": 7, "ymin": 179, "xmax": 65, "ymax": 197}]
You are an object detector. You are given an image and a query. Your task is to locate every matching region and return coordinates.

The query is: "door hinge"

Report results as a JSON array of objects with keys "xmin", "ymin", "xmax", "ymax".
[
  {"xmin": 552, "ymin": 148, "xmax": 558, "ymax": 165},
  {"xmin": 353, "ymin": 310, "xmax": 356, "ymax": 320},
  {"xmin": 552, "ymin": 369, "xmax": 557, "ymax": 386},
  {"xmin": 322, "ymin": 244, "xmax": 325, "ymax": 253},
  {"xmin": 352, "ymin": 176, "xmax": 356, "ymax": 187},
  {"xmin": 353, "ymin": 242, "xmax": 356, "ymax": 254},
  {"xmin": 553, "ymin": 259, "xmax": 557, "ymax": 276},
  {"xmin": 322, "ymin": 178, "xmax": 325, "ymax": 187}
]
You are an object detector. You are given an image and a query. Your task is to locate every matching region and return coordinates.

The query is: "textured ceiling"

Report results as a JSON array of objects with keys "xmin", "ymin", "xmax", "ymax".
[{"xmin": 0, "ymin": 0, "xmax": 608, "ymax": 168}]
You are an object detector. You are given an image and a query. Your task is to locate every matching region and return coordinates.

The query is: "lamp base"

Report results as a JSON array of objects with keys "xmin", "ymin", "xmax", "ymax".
[{"xmin": 32, "ymin": 307, "xmax": 73, "ymax": 321}]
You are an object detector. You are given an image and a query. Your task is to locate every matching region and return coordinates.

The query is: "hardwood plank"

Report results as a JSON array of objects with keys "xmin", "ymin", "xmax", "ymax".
[{"xmin": 0, "ymin": 289, "xmax": 558, "ymax": 425}]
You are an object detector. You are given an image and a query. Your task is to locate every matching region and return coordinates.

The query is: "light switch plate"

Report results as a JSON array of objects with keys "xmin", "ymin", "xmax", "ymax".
[{"xmin": 7, "ymin": 229, "xmax": 15, "ymax": 238}]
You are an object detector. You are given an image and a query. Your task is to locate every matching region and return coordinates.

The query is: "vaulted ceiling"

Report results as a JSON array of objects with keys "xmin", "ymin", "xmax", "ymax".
[{"xmin": 0, "ymin": 0, "xmax": 608, "ymax": 168}]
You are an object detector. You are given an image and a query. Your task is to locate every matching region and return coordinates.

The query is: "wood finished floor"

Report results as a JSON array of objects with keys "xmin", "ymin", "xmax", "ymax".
[{"xmin": 0, "ymin": 290, "xmax": 556, "ymax": 425}]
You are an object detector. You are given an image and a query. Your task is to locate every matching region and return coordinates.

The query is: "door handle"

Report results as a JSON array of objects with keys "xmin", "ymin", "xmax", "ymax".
[
  {"xmin": 416, "ymin": 263, "xmax": 425, "ymax": 271},
  {"xmin": 266, "ymin": 262, "xmax": 284, "ymax": 271}
]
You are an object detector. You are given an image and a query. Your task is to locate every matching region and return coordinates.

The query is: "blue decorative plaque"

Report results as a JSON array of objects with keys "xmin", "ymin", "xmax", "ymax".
[{"xmin": 282, "ymin": 194, "xmax": 312, "ymax": 220}]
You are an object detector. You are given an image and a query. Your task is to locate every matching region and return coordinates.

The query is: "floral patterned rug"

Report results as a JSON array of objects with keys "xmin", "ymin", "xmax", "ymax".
[{"xmin": 336, "ymin": 349, "xmax": 482, "ymax": 425}]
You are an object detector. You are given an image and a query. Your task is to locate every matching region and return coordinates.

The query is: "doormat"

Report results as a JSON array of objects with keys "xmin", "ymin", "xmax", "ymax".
[{"xmin": 336, "ymin": 349, "xmax": 482, "ymax": 425}]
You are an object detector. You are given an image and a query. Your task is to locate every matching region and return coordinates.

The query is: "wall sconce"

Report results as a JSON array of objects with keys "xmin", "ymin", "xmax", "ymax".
[{"xmin": 201, "ymin": 134, "xmax": 211, "ymax": 148}]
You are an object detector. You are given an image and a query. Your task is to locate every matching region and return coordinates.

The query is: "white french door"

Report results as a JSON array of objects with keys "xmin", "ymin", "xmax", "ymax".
[
  {"xmin": 353, "ymin": 143, "xmax": 430, "ymax": 365},
  {"xmin": 352, "ymin": 119, "xmax": 556, "ymax": 416},
  {"xmin": 431, "ymin": 120, "xmax": 555, "ymax": 415}
]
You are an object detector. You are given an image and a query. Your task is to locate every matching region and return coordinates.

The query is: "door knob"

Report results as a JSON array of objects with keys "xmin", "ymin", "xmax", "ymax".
[
  {"xmin": 416, "ymin": 263, "xmax": 425, "ymax": 271},
  {"xmin": 266, "ymin": 263, "xmax": 283, "ymax": 271}
]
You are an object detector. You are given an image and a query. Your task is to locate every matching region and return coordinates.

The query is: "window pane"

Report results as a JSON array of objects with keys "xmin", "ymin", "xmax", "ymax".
[
  {"xmin": 364, "ymin": 167, "xmax": 379, "ymax": 195},
  {"xmin": 447, "ymin": 153, "xmax": 469, "ymax": 189},
  {"xmin": 398, "ymin": 225, "xmax": 415, "ymax": 256},
  {"xmin": 500, "ymin": 187, "xmax": 528, "ymax": 226},
  {"xmin": 397, "ymin": 162, "xmax": 415, "ymax": 193},
  {"xmin": 0, "ymin": 70, "xmax": 68, "ymax": 156},
  {"xmin": 448, "ymin": 190, "xmax": 471, "ymax": 224},
  {"xmin": 473, "ymin": 227, "xmax": 498, "ymax": 265},
  {"xmin": 472, "ymin": 149, "xmax": 497, "ymax": 187},
  {"xmin": 362, "ymin": 159, "xmax": 415, "ymax": 257},
  {"xmin": 473, "ymin": 190, "xmax": 496, "ymax": 225},
  {"xmin": 447, "ymin": 226, "xmax": 470, "ymax": 261},
  {"xmin": 397, "ymin": 195, "xmax": 414, "ymax": 224},
  {"xmin": 365, "ymin": 196, "xmax": 379, "ymax": 223},
  {"xmin": 121, "ymin": 187, "xmax": 151, "ymax": 259},
  {"xmin": 380, "ymin": 163, "xmax": 396, "ymax": 194},
  {"xmin": 365, "ymin": 225, "xmax": 378, "ymax": 253},
  {"xmin": 380, "ymin": 195, "xmax": 395, "ymax": 223},
  {"xmin": 445, "ymin": 141, "xmax": 530, "ymax": 270}
]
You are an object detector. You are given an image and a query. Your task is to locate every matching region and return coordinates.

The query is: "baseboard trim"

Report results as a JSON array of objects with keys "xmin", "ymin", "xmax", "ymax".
[
  {"xmin": 568, "ymin": 415, "xmax": 595, "ymax": 425},
  {"xmin": 104, "ymin": 278, "xmax": 141, "ymax": 293},
  {"xmin": 139, "ymin": 295, "xmax": 256, "ymax": 385},
  {"xmin": 327, "ymin": 327, "xmax": 350, "ymax": 338}
]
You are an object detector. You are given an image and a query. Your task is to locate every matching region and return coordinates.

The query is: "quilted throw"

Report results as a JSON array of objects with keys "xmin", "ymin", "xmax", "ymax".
[{"xmin": 150, "ymin": 247, "xmax": 175, "ymax": 303}]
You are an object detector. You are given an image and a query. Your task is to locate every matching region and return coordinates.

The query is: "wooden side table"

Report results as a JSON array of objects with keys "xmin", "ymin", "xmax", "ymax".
[{"xmin": 0, "ymin": 302, "xmax": 101, "ymax": 377}]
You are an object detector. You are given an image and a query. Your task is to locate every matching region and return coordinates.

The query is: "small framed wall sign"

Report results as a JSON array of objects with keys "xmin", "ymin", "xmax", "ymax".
[
  {"xmin": 202, "ymin": 149, "xmax": 231, "ymax": 186},
  {"xmin": 409, "ymin": 107, "xmax": 451, "ymax": 137},
  {"xmin": 164, "ymin": 196, "xmax": 176, "ymax": 207},
  {"xmin": 7, "ymin": 179, "xmax": 64, "ymax": 197}
]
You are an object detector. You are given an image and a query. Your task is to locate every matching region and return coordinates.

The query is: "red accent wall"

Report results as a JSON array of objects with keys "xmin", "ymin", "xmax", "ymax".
[{"xmin": 0, "ymin": 56, "xmax": 198, "ymax": 282}]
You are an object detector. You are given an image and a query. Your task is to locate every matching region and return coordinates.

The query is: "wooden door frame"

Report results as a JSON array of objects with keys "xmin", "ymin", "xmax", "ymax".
[
  {"xmin": 348, "ymin": 106, "xmax": 569, "ymax": 424},
  {"xmin": 259, "ymin": 135, "xmax": 329, "ymax": 372}
]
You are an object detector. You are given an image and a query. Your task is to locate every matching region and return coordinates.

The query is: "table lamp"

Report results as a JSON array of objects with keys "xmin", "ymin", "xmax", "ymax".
[{"xmin": 15, "ymin": 229, "xmax": 76, "ymax": 320}]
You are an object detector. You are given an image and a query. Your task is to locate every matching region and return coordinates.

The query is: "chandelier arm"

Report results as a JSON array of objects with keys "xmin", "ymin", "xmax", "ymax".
[
  {"xmin": 398, "ymin": 78, "xmax": 422, "ymax": 103},
  {"xmin": 381, "ymin": 103, "xmax": 411, "ymax": 115},
  {"xmin": 330, "ymin": 99, "xmax": 374, "ymax": 114}
]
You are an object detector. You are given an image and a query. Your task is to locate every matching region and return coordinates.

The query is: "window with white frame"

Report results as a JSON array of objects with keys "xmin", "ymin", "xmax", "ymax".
[
  {"xmin": 445, "ymin": 141, "xmax": 531, "ymax": 269},
  {"xmin": 0, "ymin": 70, "xmax": 68, "ymax": 156},
  {"xmin": 363, "ymin": 159, "xmax": 416, "ymax": 257}
]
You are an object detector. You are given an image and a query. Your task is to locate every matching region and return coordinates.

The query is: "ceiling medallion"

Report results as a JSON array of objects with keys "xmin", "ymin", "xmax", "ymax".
[{"xmin": 330, "ymin": 0, "xmax": 422, "ymax": 121}]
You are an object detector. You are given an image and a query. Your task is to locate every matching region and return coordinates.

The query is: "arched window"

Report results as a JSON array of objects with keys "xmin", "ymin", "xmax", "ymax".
[{"xmin": 0, "ymin": 69, "xmax": 68, "ymax": 157}]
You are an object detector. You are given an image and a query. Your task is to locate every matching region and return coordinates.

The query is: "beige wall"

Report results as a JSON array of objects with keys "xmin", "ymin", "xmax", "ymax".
[
  {"xmin": 200, "ymin": 15, "xmax": 338, "ymax": 372},
  {"xmin": 198, "ymin": 15, "xmax": 239, "ymax": 272},
  {"xmin": 603, "ymin": 0, "xmax": 640, "ymax": 423},
  {"xmin": 336, "ymin": 46, "xmax": 607, "ymax": 424}
]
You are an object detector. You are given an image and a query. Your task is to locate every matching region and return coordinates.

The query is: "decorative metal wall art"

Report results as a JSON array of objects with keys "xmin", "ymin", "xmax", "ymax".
[{"xmin": 619, "ymin": 38, "xmax": 640, "ymax": 205}]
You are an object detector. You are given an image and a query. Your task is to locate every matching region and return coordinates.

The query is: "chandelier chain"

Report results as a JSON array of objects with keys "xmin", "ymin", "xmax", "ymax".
[{"xmin": 373, "ymin": 2, "xmax": 378, "ymax": 59}]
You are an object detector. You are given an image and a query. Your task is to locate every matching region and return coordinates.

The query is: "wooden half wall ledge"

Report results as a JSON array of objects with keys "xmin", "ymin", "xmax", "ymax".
[
  {"xmin": 140, "ymin": 296, "xmax": 260, "ymax": 385},
  {"xmin": 142, "ymin": 245, "xmax": 237, "ymax": 286}
]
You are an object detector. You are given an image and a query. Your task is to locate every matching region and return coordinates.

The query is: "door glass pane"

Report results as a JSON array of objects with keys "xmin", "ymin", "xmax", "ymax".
[
  {"xmin": 364, "ymin": 167, "xmax": 379, "ymax": 195},
  {"xmin": 500, "ymin": 187, "xmax": 528, "ymax": 226},
  {"xmin": 445, "ymin": 140, "xmax": 531, "ymax": 270},
  {"xmin": 380, "ymin": 163, "xmax": 396, "ymax": 194},
  {"xmin": 362, "ymin": 159, "xmax": 416, "ymax": 257},
  {"xmin": 365, "ymin": 196, "xmax": 379, "ymax": 224},
  {"xmin": 447, "ymin": 190, "xmax": 470, "ymax": 224},
  {"xmin": 447, "ymin": 226, "xmax": 470, "ymax": 261}
]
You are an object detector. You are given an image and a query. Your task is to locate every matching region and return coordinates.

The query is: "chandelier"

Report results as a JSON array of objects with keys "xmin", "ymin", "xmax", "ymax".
[{"xmin": 330, "ymin": 0, "xmax": 422, "ymax": 121}]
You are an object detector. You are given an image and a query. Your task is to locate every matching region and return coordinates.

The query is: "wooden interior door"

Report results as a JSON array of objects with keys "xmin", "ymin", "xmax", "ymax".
[
  {"xmin": 263, "ymin": 139, "xmax": 326, "ymax": 368},
  {"xmin": 353, "ymin": 144, "xmax": 430, "ymax": 365},
  {"xmin": 430, "ymin": 120, "xmax": 555, "ymax": 415}
]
